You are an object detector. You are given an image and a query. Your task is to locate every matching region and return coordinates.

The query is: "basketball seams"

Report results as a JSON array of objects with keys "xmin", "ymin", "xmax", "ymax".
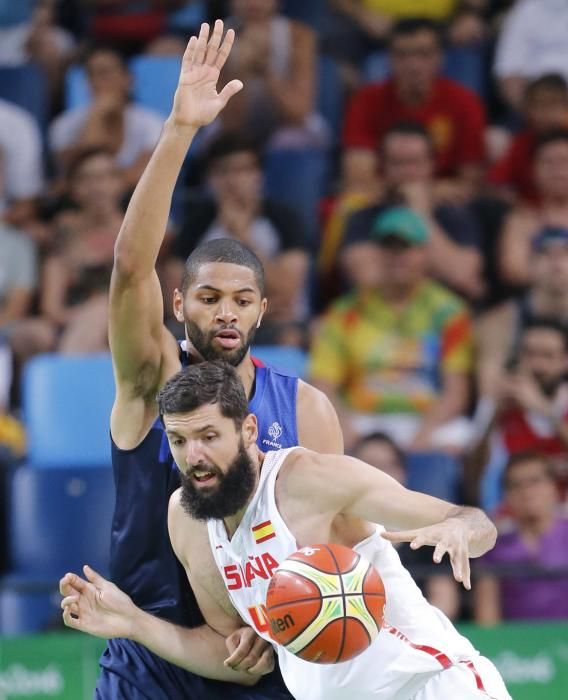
[{"xmin": 325, "ymin": 544, "xmax": 348, "ymax": 663}]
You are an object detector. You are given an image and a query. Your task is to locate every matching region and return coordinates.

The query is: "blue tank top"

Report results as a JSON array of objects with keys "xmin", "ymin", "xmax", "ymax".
[{"xmin": 109, "ymin": 353, "xmax": 298, "ymax": 627}]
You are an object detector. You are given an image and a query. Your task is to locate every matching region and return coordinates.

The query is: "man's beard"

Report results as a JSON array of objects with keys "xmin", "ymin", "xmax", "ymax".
[
  {"xmin": 179, "ymin": 439, "xmax": 256, "ymax": 521},
  {"xmin": 535, "ymin": 372, "xmax": 565, "ymax": 398},
  {"xmin": 184, "ymin": 318, "xmax": 258, "ymax": 367}
]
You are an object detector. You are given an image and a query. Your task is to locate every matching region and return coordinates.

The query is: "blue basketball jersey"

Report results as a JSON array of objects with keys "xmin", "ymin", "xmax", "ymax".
[{"xmin": 100, "ymin": 354, "xmax": 298, "ymax": 698}]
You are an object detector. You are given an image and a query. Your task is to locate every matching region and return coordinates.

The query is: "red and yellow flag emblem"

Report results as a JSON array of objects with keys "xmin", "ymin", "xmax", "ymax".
[{"xmin": 252, "ymin": 520, "xmax": 276, "ymax": 544}]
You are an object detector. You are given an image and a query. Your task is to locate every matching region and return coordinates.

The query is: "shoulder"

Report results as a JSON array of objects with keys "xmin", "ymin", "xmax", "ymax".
[
  {"xmin": 168, "ymin": 488, "xmax": 205, "ymax": 556},
  {"xmin": 421, "ymin": 280, "xmax": 470, "ymax": 316},
  {"xmin": 436, "ymin": 77, "xmax": 481, "ymax": 104},
  {"xmin": 350, "ymin": 81, "xmax": 387, "ymax": 106},
  {"xmin": 296, "ymin": 380, "xmax": 336, "ymax": 419},
  {"xmin": 0, "ymin": 98, "xmax": 36, "ymax": 130}
]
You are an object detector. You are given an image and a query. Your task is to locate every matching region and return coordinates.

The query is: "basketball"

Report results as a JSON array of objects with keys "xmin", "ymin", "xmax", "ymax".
[{"xmin": 265, "ymin": 543, "xmax": 385, "ymax": 664}]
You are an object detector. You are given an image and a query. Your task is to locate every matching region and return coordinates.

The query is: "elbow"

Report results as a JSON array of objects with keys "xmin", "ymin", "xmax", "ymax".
[{"xmin": 113, "ymin": 237, "xmax": 139, "ymax": 280}]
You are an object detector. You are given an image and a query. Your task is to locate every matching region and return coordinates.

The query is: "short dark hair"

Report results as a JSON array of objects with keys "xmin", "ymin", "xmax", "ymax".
[
  {"xmin": 525, "ymin": 73, "xmax": 568, "ymax": 102},
  {"xmin": 205, "ymin": 132, "xmax": 261, "ymax": 171},
  {"xmin": 156, "ymin": 361, "xmax": 249, "ymax": 429},
  {"xmin": 502, "ymin": 451, "xmax": 556, "ymax": 490},
  {"xmin": 390, "ymin": 18, "xmax": 443, "ymax": 48},
  {"xmin": 522, "ymin": 317, "xmax": 568, "ymax": 351},
  {"xmin": 181, "ymin": 238, "xmax": 266, "ymax": 296},
  {"xmin": 82, "ymin": 42, "xmax": 128, "ymax": 70},
  {"xmin": 533, "ymin": 128, "xmax": 568, "ymax": 158},
  {"xmin": 381, "ymin": 121, "xmax": 434, "ymax": 155},
  {"xmin": 352, "ymin": 432, "xmax": 406, "ymax": 468},
  {"xmin": 67, "ymin": 147, "xmax": 116, "ymax": 180}
]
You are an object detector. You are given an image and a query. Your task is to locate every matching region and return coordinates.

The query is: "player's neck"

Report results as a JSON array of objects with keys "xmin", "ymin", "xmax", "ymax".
[
  {"xmin": 222, "ymin": 447, "xmax": 264, "ymax": 539},
  {"xmin": 235, "ymin": 353, "xmax": 256, "ymax": 398}
]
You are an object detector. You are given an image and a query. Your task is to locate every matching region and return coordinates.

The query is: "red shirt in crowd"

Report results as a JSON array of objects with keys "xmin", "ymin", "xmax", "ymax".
[
  {"xmin": 499, "ymin": 407, "xmax": 568, "ymax": 457},
  {"xmin": 488, "ymin": 129, "xmax": 538, "ymax": 203},
  {"xmin": 342, "ymin": 76, "xmax": 486, "ymax": 177}
]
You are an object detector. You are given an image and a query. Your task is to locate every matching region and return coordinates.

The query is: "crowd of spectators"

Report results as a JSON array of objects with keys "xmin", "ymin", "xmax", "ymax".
[{"xmin": 1, "ymin": 0, "xmax": 567, "ymax": 625}]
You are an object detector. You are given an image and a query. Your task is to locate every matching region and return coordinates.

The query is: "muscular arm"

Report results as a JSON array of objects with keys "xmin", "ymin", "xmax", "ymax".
[{"xmin": 109, "ymin": 21, "xmax": 243, "ymax": 447}]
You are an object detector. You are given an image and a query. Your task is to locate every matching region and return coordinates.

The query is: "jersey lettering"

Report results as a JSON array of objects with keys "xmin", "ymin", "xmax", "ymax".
[
  {"xmin": 222, "ymin": 552, "xmax": 280, "ymax": 590},
  {"xmin": 247, "ymin": 604, "xmax": 270, "ymax": 635}
]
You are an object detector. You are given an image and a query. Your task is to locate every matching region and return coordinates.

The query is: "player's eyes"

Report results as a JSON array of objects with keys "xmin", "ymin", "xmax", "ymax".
[
  {"xmin": 237, "ymin": 299, "xmax": 252, "ymax": 306},
  {"xmin": 205, "ymin": 434, "xmax": 217, "ymax": 442},
  {"xmin": 200, "ymin": 295, "xmax": 217, "ymax": 304},
  {"xmin": 172, "ymin": 438, "xmax": 185, "ymax": 447}
]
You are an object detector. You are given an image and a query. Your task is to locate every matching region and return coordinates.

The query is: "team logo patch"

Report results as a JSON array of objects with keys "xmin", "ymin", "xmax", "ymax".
[
  {"xmin": 268, "ymin": 422, "xmax": 282, "ymax": 440},
  {"xmin": 252, "ymin": 520, "xmax": 276, "ymax": 544}
]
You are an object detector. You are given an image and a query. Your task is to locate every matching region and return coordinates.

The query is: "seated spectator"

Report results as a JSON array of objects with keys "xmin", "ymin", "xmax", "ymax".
[
  {"xmin": 499, "ymin": 131, "xmax": 568, "ymax": 287},
  {"xmin": 474, "ymin": 452, "xmax": 568, "ymax": 623},
  {"xmin": 310, "ymin": 206, "xmax": 473, "ymax": 452},
  {"xmin": 49, "ymin": 44, "xmax": 163, "ymax": 194},
  {"xmin": 489, "ymin": 74, "xmax": 568, "ymax": 203},
  {"xmin": 0, "ymin": 99, "xmax": 44, "ymax": 227},
  {"xmin": 477, "ymin": 227, "xmax": 568, "ymax": 398},
  {"xmin": 494, "ymin": 0, "xmax": 568, "ymax": 112},
  {"xmin": 341, "ymin": 18, "xmax": 486, "ymax": 197},
  {"xmin": 208, "ymin": 0, "xmax": 328, "ymax": 150},
  {"xmin": 470, "ymin": 319, "xmax": 568, "ymax": 510},
  {"xmin": 40, "ymin": 148, "xmax": 124, "ymax": 353},
  {"xmin": 329, "ymin": 124, "xmax": 484, "ymax": 301},
  {"xmin": 352, "ymin": 431, "xmax": 460, "ymax": 620},
  {"xmin": 168, "ymin": 133, "xmax": 309, "ymax": 345}
]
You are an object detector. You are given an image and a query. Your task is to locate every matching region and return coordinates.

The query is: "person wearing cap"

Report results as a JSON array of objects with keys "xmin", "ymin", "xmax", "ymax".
[
  {"xmin": 499, "ymin": 130, "xmax": 568, "ymax": 287},
  {"xmin": 310, "ymin": 205, "xmax": 473, "ymax": 452},
  {"xmin": 476, "ymin": 226, "xmax": 568, "ymax": 400}
]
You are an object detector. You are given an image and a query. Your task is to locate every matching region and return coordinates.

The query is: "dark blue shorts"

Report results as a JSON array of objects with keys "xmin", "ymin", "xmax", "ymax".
[{"xmin": 95, "ymin": 638, "xmax": 292, "ymax": 700}]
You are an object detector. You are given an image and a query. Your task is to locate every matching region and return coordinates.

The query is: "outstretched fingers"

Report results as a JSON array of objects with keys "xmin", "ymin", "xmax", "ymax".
[
  {"xmin": 193, "ymin": 22, "xmax": 210, "ymax": 67},
  {"xmin": 215, "ymin": 28, "xmax": 236, "ymax": 71},
  {"xmin": 205, "ymin": 19, "xmax": 224, "ymax": 65},
  {"xmin": 182, "ymin": 35, "xmax": 198, "ymax": 68}
]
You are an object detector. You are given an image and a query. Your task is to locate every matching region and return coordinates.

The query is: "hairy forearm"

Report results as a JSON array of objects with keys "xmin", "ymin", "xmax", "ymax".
[
  {"xmin": 114, "ymin": 120, "xmax": 196, "ymax": 279},
  {"xmin": 444, "ymin": 505, "xmax": 497, "ymax": 558},
  {"xmin": 131, "ymin": 609, "xmax": 257, "ymax": 685}
]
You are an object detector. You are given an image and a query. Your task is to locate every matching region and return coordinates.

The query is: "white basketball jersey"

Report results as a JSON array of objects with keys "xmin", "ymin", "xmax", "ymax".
[{"xmin": 207, "ymin": 448, "xmax": 480, "ymax": 700}]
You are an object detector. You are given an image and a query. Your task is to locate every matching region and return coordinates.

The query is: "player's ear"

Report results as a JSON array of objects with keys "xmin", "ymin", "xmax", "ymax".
[
  {"xmin": 257, "ymin": 298, "xmax": 267, "ymax": 328},
  {"xmin": 173, "ymin": 289, "xmax": 184, "ymax": 323},
  {"xmin": 242, "ymin": 413, "xmax": 257, "ymax": 446}
]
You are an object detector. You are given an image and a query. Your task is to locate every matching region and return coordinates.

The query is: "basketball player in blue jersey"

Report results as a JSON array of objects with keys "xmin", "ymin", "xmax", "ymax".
[{"xmin": 70, "ymin": 20, "xmax": 343, "ymax": 700}]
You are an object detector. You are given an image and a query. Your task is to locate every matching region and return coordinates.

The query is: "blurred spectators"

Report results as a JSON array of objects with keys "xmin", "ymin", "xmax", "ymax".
[
  {"xmin": 341, "ymin": 18, "xmax": 486, "ymax": 198},
  {"xmin": 477, "ymin": 227, "xmax": 568, "ymax": 398},
  {"xmin": 489, "ymin": 74, "xmax": 568, "ymax": 203},
  {"xmin": 474, "ymin": 452, "xmax": 568, "ymax": 623},
  {"xmin": 167, "ymin": 132, "xmax": 309, "ymax": 346},
  {"xmin": 40, "ymin": 148, "xmax": 124, "ymax": 353},
  {"xmin": 353, "ymin": 431, "xmax": 460, "ymax": 620},
  {"xmin": 0, "ymin": 98, "xmax": 44, "ymax": 227},
  {"xmin": 330, "ymin": 123, "xmax": 484, "ymax": 301},
  {"xmin": 470, "ymin": 319, "xmax": 568, "ymax": 510},
  {"xmin": 499, "ymin": 131, "xmax": 568, "ymax": 287},
  {"xmin": 207, "ymin": 0, "xmax": 328, "ymax": 150},
  {"xmin": 48, "ymin": 44, "xmax": 163, "ymax": 194},
  {"xmin": 310, "ymin": 206, "xmax": 473, "ymax": 452},
  {"xmin": 494, "ymin": 0, "xmax": 568, "ymax": 112}
]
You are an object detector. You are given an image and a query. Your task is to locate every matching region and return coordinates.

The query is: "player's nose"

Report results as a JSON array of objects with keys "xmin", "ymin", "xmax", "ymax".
[
  {"xmin": 215, "ymin": 301, "xmax": 238, "ymax": 324},
  {"xmin": 185, "ymin": 440, "xmax": 205, "ymax": 466}
]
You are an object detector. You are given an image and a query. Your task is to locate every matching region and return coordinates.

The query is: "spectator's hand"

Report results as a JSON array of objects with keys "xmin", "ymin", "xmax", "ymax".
[
  {"xmin": 171, "ymin": 21, "xmax": 243, "ymax": 130},
  {"xmin": 224, "ymin": 626, "xmax": 275, "ymax": 675},
  {"xmin": 398, "ymin": 182, "xmax": 433, "ymax": 216},
  {"xmin": 60, "ymin": 565, "xmax": 137, "ymax": 639},
  {"xmin": 506, "ymin": 373, "xmax": 553, "ymax": 416},
  {"xmin": 382, "ymin": 518, "xmax": 472, "ymax": 589}
]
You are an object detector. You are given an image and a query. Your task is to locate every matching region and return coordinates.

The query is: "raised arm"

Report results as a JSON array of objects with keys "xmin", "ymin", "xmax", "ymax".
[
  {"xmin": 289, "ymin": 452, "xmax": 497, "ymax": 590},
  {"xmin": 109, "ymin": 21, "xmax": 243, "ymax": 446}
]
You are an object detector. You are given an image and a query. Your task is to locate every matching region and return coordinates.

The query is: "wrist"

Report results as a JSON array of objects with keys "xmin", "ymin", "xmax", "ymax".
[
  {"xmin": 163, "ymin": 118, "xmax": 199, "ymax": 143},
  {"xmin": 128, "ymin": 605, "xmax": 150, "ymax": 643}
]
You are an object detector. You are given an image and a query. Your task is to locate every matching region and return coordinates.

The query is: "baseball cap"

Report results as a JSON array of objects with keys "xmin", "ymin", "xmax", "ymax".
[
  {"xmin": 532, "ymin": 226, "xmax": 568, "ymax": 251},
  {"xmin": 372, "ymin": 207, "xmax": 428, "ymax": 246}
]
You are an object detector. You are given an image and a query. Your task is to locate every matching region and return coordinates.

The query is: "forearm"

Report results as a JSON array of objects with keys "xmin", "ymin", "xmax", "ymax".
[
  {"xmin": 132, "ymin": 609, "xmax": 258, "ymax": 685},
  {"xmin": 444, "ymin": 505, "xmax": 497, "ymax": 557},
  {"xmin": 114, "ymin": 120, "xmax": 196, "ymax": 279}
]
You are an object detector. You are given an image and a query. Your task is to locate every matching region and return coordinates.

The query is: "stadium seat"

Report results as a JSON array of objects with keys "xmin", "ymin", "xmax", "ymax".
[
  {"xmin": 130, "ymin": 55, "xmax": 181, "ymax": 117},
  {"xmin": 8, "ymin": 465, "xmax": 114, "ymax": 578},
  {"xmin": 263, "ymin": 149, "xmax": 328, "ymax": 244},
  {"xmin": 252, "ymin": 346, "xmax": 308, "ymax": 378},
  {"xmin": 0, "ymin": 63, "xmax": 48, "ymax": 129},
  {"xmin": 0, "ymin": 586, "xmax": 62, "ymax": 636},
  {"xmin": 405, "ymin": 451, "xmax": 462, "ymax": 503},
  {"xmin": 22, "ymin": 353, "xmax": 115, "ymax": 468},
  {"xmin": 65, "ymin": 55, "xmax": 181, "ymax": 116},
  {"xmin": 317, "ymin": 55, "xmax": 344, "ymax": 139}
]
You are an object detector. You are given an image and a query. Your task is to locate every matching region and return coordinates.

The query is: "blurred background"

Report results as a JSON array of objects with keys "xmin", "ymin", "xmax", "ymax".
[{"xmin": 0, "ymin": 1, "xmax": 567, "ymax": 698}]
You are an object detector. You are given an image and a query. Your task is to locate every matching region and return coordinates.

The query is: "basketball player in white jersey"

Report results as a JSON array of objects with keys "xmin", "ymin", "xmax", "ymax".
[{"xmin": 61, "ymin": 362, "xmax": 511, "ymax": 699}]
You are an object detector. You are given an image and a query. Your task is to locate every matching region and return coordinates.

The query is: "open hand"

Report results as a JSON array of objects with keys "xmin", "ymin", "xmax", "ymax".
[
  {"xmin": 382, "ymin": 519, "xmax": 472, "ymax": 589},
  {"xmin": 60, "ymin": 564, "xmax": 137, "ymax": 639},
  {"xmin": 224, "ymin": 626, "xmax": 275, "ymax": 675},
  {"xmin": 172, "ymin": 20, "xmax": 243, "ymax": 129}
]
